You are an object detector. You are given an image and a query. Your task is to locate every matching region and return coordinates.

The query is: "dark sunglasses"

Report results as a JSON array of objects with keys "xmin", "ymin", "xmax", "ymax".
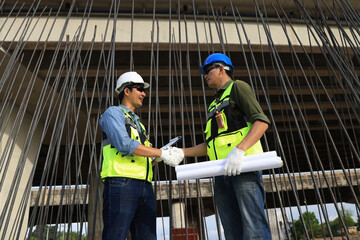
[
  {"xmin": 130, "ymin": 85, "xmax": 146, "ymax": 92},
  {"xmin": 203, "ymin": 65, "xmax": 221, "ymax": 74}
]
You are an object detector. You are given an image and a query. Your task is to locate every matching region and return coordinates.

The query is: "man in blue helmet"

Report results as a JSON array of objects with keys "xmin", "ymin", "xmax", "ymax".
[{"xmin": 182, "ymin": 53, "xmax": 272, "ymax": 239}]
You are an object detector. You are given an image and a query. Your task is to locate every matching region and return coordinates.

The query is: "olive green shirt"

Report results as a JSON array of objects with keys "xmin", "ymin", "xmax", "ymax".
[{"xmin": 215, "ymin": 80, "xmax": 270, "ymax": 125}]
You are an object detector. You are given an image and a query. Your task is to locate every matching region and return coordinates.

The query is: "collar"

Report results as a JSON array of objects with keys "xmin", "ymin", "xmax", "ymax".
[
  {"xmin": 119, "ymin": 105, "xmax": 139, "ymax": 120},
  {"xmin": 215, "ymin": 80, "xmax": 233, "ymax": 99},
  {"xmin": 120, "ymin": 104, "xmax": 130, "ymax": 112}
]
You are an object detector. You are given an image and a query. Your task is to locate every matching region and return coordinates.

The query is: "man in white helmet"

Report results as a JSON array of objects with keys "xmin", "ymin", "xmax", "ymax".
[{"xmin": 99, "ymin": 71, "xmax": 184, "ymax": 240}]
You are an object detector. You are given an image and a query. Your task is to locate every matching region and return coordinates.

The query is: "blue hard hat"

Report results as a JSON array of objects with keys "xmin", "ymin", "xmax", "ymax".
[{"xmin": 199, "ymin": 53, "xmax": 234, "ymax": 74}]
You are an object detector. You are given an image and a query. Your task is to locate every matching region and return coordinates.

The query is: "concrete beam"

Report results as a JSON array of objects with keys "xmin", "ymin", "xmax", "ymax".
[
  {"xmin": 30, "ymin": 169, "xmax": 360, "ymax": 207},
  {"xmin": 263, "ymin": 170, "xmax": 360, "ymax": 192},
  {"xmin": 30, "ymin": 187, "xmax": 88, "ymax": 206},
  {"xmin": 0, "ymin": 16, "xmax": 357, "ymax": 51},
  {"xmin": 90, "ymin": 101, "xmax": 351, "ymax": 114},
  {"xmin": 40, "ymin": 66, "xmax": 359, "ymax": 79},
  {"xmin": 1, "ymin": 0, "xmax": 360, "ymax": 20},
  {"xmin": 155, "ymin": 170, "xmax": 360, "ymax": 200}
]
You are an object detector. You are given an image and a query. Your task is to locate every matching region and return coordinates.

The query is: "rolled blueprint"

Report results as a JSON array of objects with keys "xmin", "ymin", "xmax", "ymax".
[
  {"xmin": 176, "ymin": 151, "xmax": 277, "ymax": 172},
  {"xmin": 175, "ymin": 152, "xmax": 282, "ymax": 181}
]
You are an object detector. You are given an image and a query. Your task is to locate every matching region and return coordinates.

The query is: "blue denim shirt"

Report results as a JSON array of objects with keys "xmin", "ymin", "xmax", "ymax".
[{"xmin": 99, "ymin": 105, "xmax": 142, "ymax": 156}]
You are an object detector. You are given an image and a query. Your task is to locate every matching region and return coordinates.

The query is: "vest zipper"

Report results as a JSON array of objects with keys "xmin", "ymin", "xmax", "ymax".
[
  {"xmin": 145, "ymin": 157, "xmax": 150, "ymax": 181},
  {"xmin": 213, "ymin": 138, "xmax": 218, "ymax": 160}
]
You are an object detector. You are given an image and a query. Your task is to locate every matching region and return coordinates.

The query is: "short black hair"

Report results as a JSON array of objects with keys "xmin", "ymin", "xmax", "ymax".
[
  {"xmin": 118, "ymin": 83, "xmax": 135, "ymax": 103},
  {"xmin": 211, "ymin": 62, "xmax": 233, "ymax": 79},
  {"xmin": 118, "ymin": 91, "xmax": 125, "ymax": 103},
  {"xmin": 225, "ymin": 70, "xmax": 233, "ymax": 79}
]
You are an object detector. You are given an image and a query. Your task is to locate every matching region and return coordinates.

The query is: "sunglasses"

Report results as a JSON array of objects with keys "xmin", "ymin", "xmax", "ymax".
[
  {"xmin": 130, "ymin": 85, "xmax": 146, "ymax": 92},
  {"xmin": 203, "ymin": 65, "xmax": 221, "ymax": 74}
]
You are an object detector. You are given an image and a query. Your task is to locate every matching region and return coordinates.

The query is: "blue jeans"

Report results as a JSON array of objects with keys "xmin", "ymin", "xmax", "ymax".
[
  {"xmin": 102, "ymin": 177, "xmax": 156, "ymax": 240},
  {"xmin": 214, "ymin": 171, "xmax": 271, "ymax": 240}
]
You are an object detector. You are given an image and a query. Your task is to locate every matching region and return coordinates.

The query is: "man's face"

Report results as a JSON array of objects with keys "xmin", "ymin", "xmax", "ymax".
[
  {"xmin": 203, "ymin": 64, "xmax": 221, "ymax": 88},
  {"xmin": 127, "ymin": 84, "xmax": 146, "ymax": 108}
]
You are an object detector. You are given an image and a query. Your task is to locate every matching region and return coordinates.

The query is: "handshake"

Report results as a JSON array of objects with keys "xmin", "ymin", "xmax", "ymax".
[{"xmin": 156, "ymin": 147, "xmax": 184, "ymax": 167}]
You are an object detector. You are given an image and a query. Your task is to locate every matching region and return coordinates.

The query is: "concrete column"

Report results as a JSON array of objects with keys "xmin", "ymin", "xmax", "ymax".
[
  {"xmin": 0, "ymin": 105, "xmax": 43, "ymax": 239},
  {"xmin": 172, "ymin": 202, "xmax": 186, "ymax": 228},
  {"xmin": 87, "ymin": 161, "xmax": 103, "ymax": 240},
  {"xmin": 267, "ymin": 208, "xmax": 285, "ymax": 240}
]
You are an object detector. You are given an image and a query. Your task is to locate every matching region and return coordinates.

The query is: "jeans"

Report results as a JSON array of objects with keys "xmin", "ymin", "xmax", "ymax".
[
  {"xmin": 214, "ymin": 171, "xmax": 271, "ymax": 240},
  {"xmin": 102, "ymin": 177, "xmax": 156, "ymax": 240}
]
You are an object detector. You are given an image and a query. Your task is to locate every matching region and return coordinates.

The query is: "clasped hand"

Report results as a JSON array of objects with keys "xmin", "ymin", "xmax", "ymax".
[{"xmin": 160, "ymin": 147, "xmax": 184, "ymax": 167}]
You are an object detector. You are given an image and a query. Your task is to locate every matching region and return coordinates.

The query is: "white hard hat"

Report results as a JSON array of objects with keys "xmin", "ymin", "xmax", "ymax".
[{"xmin": 115, "ymin": 71, "xmax": 150, "ymax": 94}]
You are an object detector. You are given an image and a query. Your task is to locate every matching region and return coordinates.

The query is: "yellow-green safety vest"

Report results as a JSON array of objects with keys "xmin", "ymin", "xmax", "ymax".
[
  {"xmin": 204, "ymin": 81, "xmax": 264, "ymax": 160},
  {"xmin": 101, "ymin": 107, "xmax": 153, "ymax": 182}
]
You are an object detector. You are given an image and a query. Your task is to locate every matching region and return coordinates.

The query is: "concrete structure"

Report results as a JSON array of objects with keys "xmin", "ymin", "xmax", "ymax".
[
  {"xmin": 0, "ymin": 106, "xmax": 43, "ymax": 239},
  {"xmin": 30, "ymin": 170, "xmax": 360, "ymax": 208},
  {"xmin": 0, "ymin": 0, "xmax": 359, "ymax": 239},
  {"xmin": 29, "ymin": 170, "xmax": 360, "ymax": 238}
]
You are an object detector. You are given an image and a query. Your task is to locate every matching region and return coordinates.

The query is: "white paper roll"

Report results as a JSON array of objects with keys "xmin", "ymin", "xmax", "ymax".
[
  {"xmin": 176, "ymin": 156, "xmax": 283, "ymax": 181},
  {"xmin": 175, "ymin": 151, "xmax": 278, "ymax": 172}
]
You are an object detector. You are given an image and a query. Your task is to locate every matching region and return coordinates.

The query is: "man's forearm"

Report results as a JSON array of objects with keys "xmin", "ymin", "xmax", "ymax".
[
  {"xmin": 183, "ymin": 143, "xmax": 207, "ymax": 157},
  {"xmin": 132, "ymin": 144, "xmax": 162, "ymax": 158},
  {"xmin": 236, "ymin": 120, "xmax": 268, "ymax": 151}
]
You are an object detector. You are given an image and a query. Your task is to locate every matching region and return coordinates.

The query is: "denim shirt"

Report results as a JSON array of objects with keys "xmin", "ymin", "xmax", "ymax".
[{"xmin": 99, "ymin": 105, "xmax": 142, "ymax": 156}]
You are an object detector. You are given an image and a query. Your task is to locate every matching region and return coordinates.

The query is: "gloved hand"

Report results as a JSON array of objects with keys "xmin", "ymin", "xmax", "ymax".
[
  {"xmin": 160, "ymin": 147, "xmax": 184, "ymax": 167},
  {"xmin": 154, "ymin": 146, "xmax": 170, "ymax": 163},
  {"xmin": 224, "ymin": 147, "xmax": 245, "ymax": 176}
]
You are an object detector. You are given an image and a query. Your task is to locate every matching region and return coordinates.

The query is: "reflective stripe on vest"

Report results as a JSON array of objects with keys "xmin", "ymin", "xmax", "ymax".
[
  {"xmin": 100, "ymin": 107, "xmax": 153, "ymax": 182},
  {"xmin": 204, "ymin": 81, "xmax": 263, "ymax": 160}
]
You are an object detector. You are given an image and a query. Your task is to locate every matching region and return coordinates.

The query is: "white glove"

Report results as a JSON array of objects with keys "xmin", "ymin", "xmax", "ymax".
[
  {"xmin": 160, "ymin": 147, "xmax": 184, "ymax": 167},
  {"xmin": 154, "ymin": 146, "xmax": 169, "ymax": 163},
  {"xmin": 224, "ymin": 148, "xmax": 245, "ymax": 176}
]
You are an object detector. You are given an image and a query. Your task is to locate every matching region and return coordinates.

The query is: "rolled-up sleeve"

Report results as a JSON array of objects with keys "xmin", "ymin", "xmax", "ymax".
[
  {"xmin": 233, "ymin": 81, "xmax": 270, "ymax": 125},
  {"xmin": 99, "ymin": 106, "xmax": 140, "ymax": 156}
]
